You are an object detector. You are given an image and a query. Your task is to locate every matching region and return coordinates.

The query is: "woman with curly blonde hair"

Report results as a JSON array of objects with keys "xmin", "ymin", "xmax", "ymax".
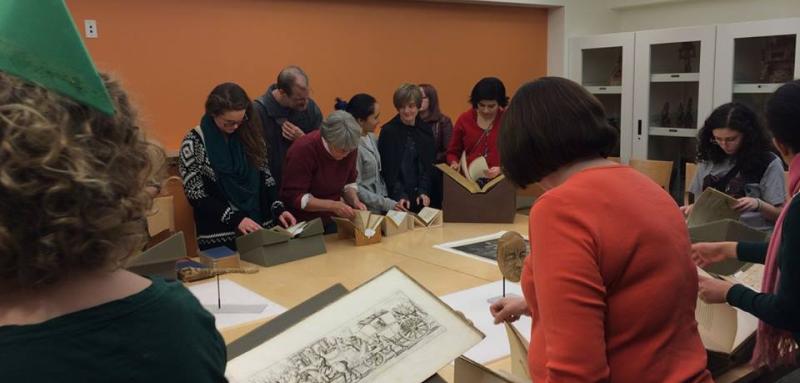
[{"xmin": 0, "ymin": 72, "xmax": 227, "ymax": 381}]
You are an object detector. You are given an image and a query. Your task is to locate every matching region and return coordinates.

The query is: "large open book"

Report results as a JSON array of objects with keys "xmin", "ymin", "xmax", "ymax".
[
  {"xmin": 436, "ymin": 154, "xmax": 505, "ymax": 194},
  {"xmin": 695, "ymin": 265, "xmax": 763, "ymax": 357},
  {"xmin": 688, "ymin": 188, "xmax": 740, "ymax": 227}
]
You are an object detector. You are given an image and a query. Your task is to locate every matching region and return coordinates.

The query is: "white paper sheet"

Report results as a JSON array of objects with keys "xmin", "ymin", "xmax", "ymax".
[
  {"xmin": 188, "ymin": 279, "xmax": 286, "ymax": 330},
  {"xmin": 440, "ymin": 281, "xmax": 532, "ymax": 364}
]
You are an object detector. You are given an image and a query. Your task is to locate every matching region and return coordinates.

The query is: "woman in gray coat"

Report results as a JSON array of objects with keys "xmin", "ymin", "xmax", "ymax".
[{"xmin": 335, "ymin": 94, "xmax": 404, "ymax": 213}]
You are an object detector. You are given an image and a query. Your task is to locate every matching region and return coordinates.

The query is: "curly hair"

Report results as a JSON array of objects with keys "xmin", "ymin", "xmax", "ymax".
[
  {"xmin": 204, "ymin": 82, "xmax": 267, "ymax": 168},
  {"xmin": 0, "ymin": 72, "xmax": 165, "ymax": 289},
  {"xmin": 696, "ymin": 102, "xmax": 776, "ymax": 177}
]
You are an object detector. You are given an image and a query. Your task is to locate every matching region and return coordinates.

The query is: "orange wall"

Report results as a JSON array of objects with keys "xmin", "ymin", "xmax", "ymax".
[{"xmin": 66, "ymin": 0, "xmax": 548, "ymax": 152}]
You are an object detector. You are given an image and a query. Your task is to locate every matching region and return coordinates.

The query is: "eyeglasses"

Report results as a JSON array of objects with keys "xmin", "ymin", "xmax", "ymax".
[
  {"xmin": 711, "ymin": 134, "xmax": 740, "ymax": 145},
  {"xmin": 221, "ymin": 114, "xmax": 248, "ymax": 128}
]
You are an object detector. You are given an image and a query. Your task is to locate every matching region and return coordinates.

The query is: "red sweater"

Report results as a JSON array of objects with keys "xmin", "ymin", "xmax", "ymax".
[
  {"xmin": 522, "ymin": 165, "xmax": 711, "ymax": 383},
  {"xmin": 445, "ymin": 108, "xmax": 503, "ymax": 168},
  {"xmin": 279, "ymin": 130, "xmax": 357, "ymax": 222}
]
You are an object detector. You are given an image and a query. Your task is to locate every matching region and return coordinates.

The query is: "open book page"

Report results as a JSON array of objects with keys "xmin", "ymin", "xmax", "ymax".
[
  {"xmin": 364, "ymin": 214, "xmax": 384, "ymax": 238},
  {"xmin": 466, "ymin": 155, "xmax": 489, "ymax": 182},
  {"xmin": 386, "ymin": 210, "xmax": 408, "ymax": 226},
  {"xmin": 695, "ymin": 267, "xmax": 758, "ymax": 354},
  {"xmin": 481, "ymin": 174, "xmax": 506, "ymax": 192},
  {"xmin": 688, "ymin": 188, "xmax": 740, "ymax": 227},
  {"xmin": 436, "ymin": 163, "xmax": 481, "ymax": 193},
  {"xmin": 353, "ymin": 210, "xmax": 371, "ymax": 231},
  {"xmin": 417, "ymin": 207, "xmax": 441, "ymax": 225},
  {"xmin": 285, "ymin": 221, "xmax": 307, "ymax": 237},
  {"xmin": 727, "ymin": 264, "xmax": 764, "ymax": 292}
]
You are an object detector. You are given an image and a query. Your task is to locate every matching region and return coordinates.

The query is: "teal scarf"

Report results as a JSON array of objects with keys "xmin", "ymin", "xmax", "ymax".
[{"xmin": 200, "ymin": 114, "xmax": 262, "ymax": 223}]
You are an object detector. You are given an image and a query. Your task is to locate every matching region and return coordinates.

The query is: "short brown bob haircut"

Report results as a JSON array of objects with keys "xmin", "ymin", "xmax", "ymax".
[
  {"xmin": 499, "ymin": 77, "xmax": 617, "ymax": 187},
  {"xmin": 393, "ymin": 83, "xmax": 422, "ymax": 109}
]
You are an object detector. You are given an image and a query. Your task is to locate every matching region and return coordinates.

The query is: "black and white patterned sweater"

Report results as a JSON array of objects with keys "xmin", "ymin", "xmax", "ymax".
[{"xmin": 179, "ymin": 127, "xmax": 285, "ymax": 250}]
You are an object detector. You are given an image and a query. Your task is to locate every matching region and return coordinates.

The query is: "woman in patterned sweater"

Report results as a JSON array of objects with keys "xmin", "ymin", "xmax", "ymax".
[{"xmin": 179, "ymin": 83, "xmax": 296, "ymax": 250}]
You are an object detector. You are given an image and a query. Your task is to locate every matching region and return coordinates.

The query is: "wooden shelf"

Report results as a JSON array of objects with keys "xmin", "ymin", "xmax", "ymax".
[
  {"xmin": 732, "ymin": 83, "xmax": 783, "ymax": 94},
  {"xmin": 649, "ymin": 127, "xmax": 697, "ymax": 137},
  {"xmin": 650, "ymin": 73, "xmax": 700, "ymax": 83},
  {"xmin": 585, "ymin": 85, "xmax": 622, "ymax": 94}
]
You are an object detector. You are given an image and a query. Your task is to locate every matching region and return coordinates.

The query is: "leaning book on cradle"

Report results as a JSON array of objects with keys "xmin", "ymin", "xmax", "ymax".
[
  {"xmin": 435, "ymin": 152, "xmax": 505, "ymax": 194},
  {"xmin": 695, "ymin": 265, "xmax": 763, "ymax": 358},
  {"xmin": 413, "ymin": 207, "xmax": 443, "ymax": 228},
  {"xmin": 332, "ymin": 210, "xmax": 384, "ymax": 238}
]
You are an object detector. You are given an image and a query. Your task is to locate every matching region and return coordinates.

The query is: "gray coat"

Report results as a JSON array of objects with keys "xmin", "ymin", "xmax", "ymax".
[{"xmin": 357, "ymin": 134, "xmax": 396, "ymax": 213}]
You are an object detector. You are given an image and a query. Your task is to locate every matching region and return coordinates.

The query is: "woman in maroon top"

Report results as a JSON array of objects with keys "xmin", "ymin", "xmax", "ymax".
[
  {"xmin": 419, "ymin": 83, "xmax": 452, "ymax": 209},
  {"xmin": 446, "ymin": 77, "xmax": 507, "ymax": 180},
  {"xmin": 279, "ymin": 110, "xmax": 367, "ymax": 233}
]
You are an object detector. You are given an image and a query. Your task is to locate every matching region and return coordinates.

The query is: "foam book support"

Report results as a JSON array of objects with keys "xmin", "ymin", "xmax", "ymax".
[
  {"xmin": 235, "ymin": 218, "xmax": 326, "ymax": 267},
  {"xmin": 127, "ymin": 231, "xmax": 186, "ymax": 279},
  {"xmin": 442, "ymin": 173, "xmax": 517, "ymax": 223}
]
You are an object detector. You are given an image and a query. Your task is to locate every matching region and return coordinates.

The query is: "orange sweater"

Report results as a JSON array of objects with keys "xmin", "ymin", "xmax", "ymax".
[{"xmin": 521, "ymin": 165, "xmax": 712, "ymax": 383}]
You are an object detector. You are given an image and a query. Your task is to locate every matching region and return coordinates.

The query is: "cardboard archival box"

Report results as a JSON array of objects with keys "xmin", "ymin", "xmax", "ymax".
[
  {"xmin": 235, "ymin": 218, "xmax": 326, "ymax": 267},
  {"xmin": 383, "ymin": 210, "xmax": 415, "ymax": 236},
  {"xmin": 689, "ymin": 218, "xmax": 769, "ymax": 276},
  {"xmin": 332, "ymin": 211, "xmax": 384, "ymax": 246},
  {"xmin": 454, "ymin": 356, "xmax": 531, "ymax": 383},
  {"xmin": 438, "ymin": 164, "xmax": 516, "ymax": 223},
  {"xmin": 127, "ymin": 231, "xmax": 186, "ymax": 279}
]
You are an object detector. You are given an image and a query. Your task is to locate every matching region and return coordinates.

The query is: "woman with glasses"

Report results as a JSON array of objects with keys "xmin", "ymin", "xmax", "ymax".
[
  {"xmin": 446, "ymin": 77, "xmax": 508, "ymax": 181},
  {"xmin": 180, "ymin": 82, "xmax": 296, "ymax": 250},
  {"xmin": 681, "ymin": 102, "xmax": 786, "ymax": 231}
]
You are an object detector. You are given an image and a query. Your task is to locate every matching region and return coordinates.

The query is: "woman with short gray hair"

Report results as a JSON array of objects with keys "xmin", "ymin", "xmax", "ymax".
[{"xmin": 280, "ymin": 110, "xmax": 368, "ymax": 233}]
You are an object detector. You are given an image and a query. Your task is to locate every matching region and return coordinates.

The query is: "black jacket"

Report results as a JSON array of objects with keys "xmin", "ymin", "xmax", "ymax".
[{"xmin": 378, "ymin": 114, "xmax": 435, "ymax": 201}]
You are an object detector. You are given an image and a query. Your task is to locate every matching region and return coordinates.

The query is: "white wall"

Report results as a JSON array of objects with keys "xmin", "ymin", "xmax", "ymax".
[{"xmin": 613, "ymin": 0, "xmax": 800, "ymax": 32}]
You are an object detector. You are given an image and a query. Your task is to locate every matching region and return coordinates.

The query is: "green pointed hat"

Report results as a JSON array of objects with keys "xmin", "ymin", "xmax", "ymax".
[{"xmin": 0, "ymin": 0, "xmax": 114, "ymax": 115}]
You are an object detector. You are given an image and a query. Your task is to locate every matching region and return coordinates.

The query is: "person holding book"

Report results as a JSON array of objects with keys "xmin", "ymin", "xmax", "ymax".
[
  {"xmin": 335, "ymin": 94, "xmax": 404, "ymax": 214},
  {"xmin": 446, "ymin": 77, "xmax": 507, "ymax": 182},
  {"xmin": 378, "ymin": 83, "xmax": 436, "ymax": 213},
  {"xmin": 0, "ymin": 4, "xmax": 226, "ymax": 379},
  {"xmin": 419, "ymin": 83, "xmax": 453, "ymax": 209},
  {"xmin": 693, "ymin": 80, "xmax": 800, "ymax": 380},
  {"xmin": 489, "ymin": 77, "xmax": 712, "ymax": 382},
  {"xmin": 681, "ymin": 102, "xmax": 786, "ymax": 231},
  {"xmin": 180, "ymin": 82, "xmax": 296, "ymax": 251},
  {"xmin": 280, "ymin": 110, "xmax": 368, "ymax": 233}
]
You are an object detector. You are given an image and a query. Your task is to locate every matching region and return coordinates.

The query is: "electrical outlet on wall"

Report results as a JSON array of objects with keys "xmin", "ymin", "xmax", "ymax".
[{"xmin": 84, "ymin": 20, "xmax": 98, "ymax": 38}]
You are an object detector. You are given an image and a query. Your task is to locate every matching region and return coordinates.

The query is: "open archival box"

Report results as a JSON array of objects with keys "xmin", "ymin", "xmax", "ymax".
[{"xmin": 226, "ymin": 267, "xmax": 485, "ymax": 383}]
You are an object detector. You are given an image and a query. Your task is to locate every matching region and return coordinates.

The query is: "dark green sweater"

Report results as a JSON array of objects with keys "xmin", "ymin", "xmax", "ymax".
[
  {"xmin": 0, "ymin": 277, "xmax": 227, "ymax": 382},
  {"xmin": 727, "ymin": 194, "xmax": 800, "ymax": 341}
]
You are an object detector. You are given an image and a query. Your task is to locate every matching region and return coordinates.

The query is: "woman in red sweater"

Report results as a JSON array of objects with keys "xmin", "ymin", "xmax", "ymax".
[
  {"xmin": 446, "ymin": 77, "xmax": 507, "ymax": 180},
  {"xmin": 490, "ymin": 77, "xmax": 711, "ymax": 383}
]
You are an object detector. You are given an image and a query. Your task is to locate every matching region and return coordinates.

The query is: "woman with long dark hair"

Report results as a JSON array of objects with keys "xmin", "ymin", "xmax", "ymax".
[
  {"xmin": 682, "ymin": 102, "xmax": 786, "ymax": 230},
  {"xmin": 180, "ymin": 82, "xmax": 296, "ymax": 250},
  {"xmin": 419, "ymin": 83, "xmax": 452, "ymax": 209}
]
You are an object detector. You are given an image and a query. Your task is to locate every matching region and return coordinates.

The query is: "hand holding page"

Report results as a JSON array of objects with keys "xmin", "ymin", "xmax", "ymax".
[{"xmin": 688, "ymin": 188, "xmax": 739, "ymax": 227}]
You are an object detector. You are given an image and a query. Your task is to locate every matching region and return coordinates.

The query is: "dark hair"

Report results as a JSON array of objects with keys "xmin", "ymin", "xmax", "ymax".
[
  {"xmin": 696, "ymin": 102, "xmax": 775, "ymax": 176},
  {"xmin": 469, "ymin": 77, "xmax": 508, "ymax": 109},
  {"xmin": 276, "ymin": 65, "xmax": 309, "ymax": 96},
  {"xmin": 499, "ymin": 77, "xmax": 617, "ymax": 187},
  {"xmin": 419, "ymin": 83, "xmax": 443, "ymax": 122},
  {"xmin": 334, "ymin": 93, "xmax": 376, "ymax": 121},
  {"xmin": 205, "ymin": 82, "xmax": 266, "ymax": 168},
  {"xmin": 766, "ymin": 80, "xmax": 800, "ymax": 154}
]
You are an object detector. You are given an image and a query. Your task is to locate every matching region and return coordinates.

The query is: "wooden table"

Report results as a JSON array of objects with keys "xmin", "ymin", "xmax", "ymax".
[{"xmin": 218, "ymin": 215, "xmax": 530, "ymax": 381}]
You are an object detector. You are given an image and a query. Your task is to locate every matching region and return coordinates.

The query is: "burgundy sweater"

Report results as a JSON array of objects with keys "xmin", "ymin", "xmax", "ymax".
[{"xmin": 279, "ymin": 130, "xmax": 357, "ymax": 222}]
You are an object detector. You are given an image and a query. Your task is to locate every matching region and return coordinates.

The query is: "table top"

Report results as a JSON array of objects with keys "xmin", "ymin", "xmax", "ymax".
[{"xmin": 217, "ymin": 214, "xmax": 531, "ymax": 381}]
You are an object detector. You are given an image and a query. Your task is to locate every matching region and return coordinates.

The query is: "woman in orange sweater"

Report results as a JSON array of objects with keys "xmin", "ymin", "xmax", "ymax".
[{"xmin": 490, "ymin": 77, "xmax": 711, "ymax": 383}]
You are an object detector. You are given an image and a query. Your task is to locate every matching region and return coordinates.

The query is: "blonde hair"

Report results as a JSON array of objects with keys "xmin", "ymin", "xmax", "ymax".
[{"xmin": 0, "ymin": 72, "xmax": 165, "ymax": 288}]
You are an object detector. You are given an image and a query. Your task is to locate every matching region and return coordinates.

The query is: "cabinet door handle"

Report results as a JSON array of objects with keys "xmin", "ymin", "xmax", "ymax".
[{"xmin": 638, "ymin": 120, "xmax": 642, "ymax": 135}]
